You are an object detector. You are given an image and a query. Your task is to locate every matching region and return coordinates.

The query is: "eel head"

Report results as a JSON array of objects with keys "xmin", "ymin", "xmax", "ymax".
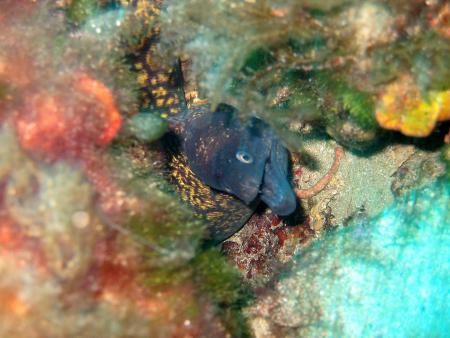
[{"xmin": 173, "ymin": 103, "xmax": 297, "ymax": 216}]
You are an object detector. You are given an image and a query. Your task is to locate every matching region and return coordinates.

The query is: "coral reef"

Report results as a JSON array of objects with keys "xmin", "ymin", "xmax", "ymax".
[
  {"xmin": 160, "ymin": 0, "xmax": 450, "ymax": 146},
  {"xmin": 376, "ymin": 75, "xmax": 450, "ymax": 137},
  {"xmin": 223, "ymin": 210, "xmax": 314, "ymax": 287},
  {"xmin": 0, "ymin": 2, "xmax": 250, "ymax": 337},
  {"xmin": 1, "ymin": 1, "xmax": 449, "ymax": 337}
]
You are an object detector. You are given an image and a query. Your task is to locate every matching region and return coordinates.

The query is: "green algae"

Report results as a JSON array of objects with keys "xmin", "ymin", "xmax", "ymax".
[
  {"xmin": 137, "ymin": 246, "xmax": 253, "ymax": 336},
  {"xmin": 125, "ymin": 199, "xmax": 205, "ymax": 267},
  {"xmin": 320, "ymin": 74, "xmax": 378, "ymax": 130},
  {"xmin": 0, "ymin": 82, "xmax": 10, "ymax": 101},
  {"xmin": 340, "ymin": 89, "xmax": 376, "ymax": 129},
  {"xmin": 106, "ymin": 138, "xmax": 206, "ymax": 268},
  {"xmin": 67, "ymin": 0, "xmax": 100, "ymax": 25},
  {"xmin": 160, "ymin": 0, "xmax": 326, "ymax": 110},
  {"xmin": 193, "ymin": 248, "xmax": 251, "ymax": 306},
  {"xmin": 139, "ymin": 266, "xmax": 191, "ymax": 288},
  {"xmin": 192, "ymin": 248, "xmax": 253, "ymax": 337}
]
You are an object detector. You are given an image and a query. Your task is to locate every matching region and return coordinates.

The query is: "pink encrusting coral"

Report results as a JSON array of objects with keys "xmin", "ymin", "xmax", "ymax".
[
  {"xmin": 13, "ymin": 76, "xmax": 122, "ymax": 159},
  {"xmin": 0, "ymin": 3, "xmax": 127, "ymax": 219}
]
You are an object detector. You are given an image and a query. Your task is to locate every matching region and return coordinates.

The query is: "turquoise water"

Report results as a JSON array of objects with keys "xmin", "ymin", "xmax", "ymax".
[{"xmin": 277, "ymin": 178, "xmax": 450, "ymax": 337}]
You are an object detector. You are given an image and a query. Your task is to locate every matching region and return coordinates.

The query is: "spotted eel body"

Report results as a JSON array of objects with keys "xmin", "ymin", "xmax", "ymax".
[
  {"xmin": 169, "ymin": 145, "xmax": 257, "ymax": 241},
  {"xmin": 124, "ymin": 0, "xmax": 259, "ymax": 241}
]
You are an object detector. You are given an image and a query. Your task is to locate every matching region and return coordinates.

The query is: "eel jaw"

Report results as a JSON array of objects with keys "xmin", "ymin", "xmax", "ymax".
[{"xmin": 260, "ymin": 156, "xmax": 297, "ymax": 216}]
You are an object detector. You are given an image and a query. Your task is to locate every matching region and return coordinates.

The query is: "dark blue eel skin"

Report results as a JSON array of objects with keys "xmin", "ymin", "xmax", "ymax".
[{"xmin": 171, "ymin": 103, "xmax": 296, "ymax": 216}]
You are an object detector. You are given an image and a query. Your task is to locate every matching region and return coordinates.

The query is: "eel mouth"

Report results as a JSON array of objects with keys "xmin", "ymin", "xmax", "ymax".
[
  {"xmin": 259, "ymin": 159, "xmax": 297, "ymax": 216},
  {"xmin": 231, "ymin": 177, "xmax": 262, "ymax": 205}
]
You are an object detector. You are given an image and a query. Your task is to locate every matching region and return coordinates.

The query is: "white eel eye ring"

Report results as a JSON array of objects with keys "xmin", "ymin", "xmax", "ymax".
[{"xmin": 236, "ymin": 150, "xmax": 253, "ymax": 164}]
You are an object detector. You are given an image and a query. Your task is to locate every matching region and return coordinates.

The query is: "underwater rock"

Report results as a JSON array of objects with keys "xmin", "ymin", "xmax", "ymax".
[
  {"xmin": 0, "ymin": 249, "xmax": 151, "ymax": 338},
  {"xmin": 222, "ymin": 212, "xmax": 284, "ymax": 287},
  {"xmin": 4, "ymin": 161, "xmax": 96, "ymax": 280},
  {"xmin": 223, "ymin": 210, "xmax": 314, "ymax": 288},
  {"xmin": 249, "ymin": 178, "xmax": 450, "ymax": 337},
  {"xmin": 224, "ymin": 135, "xmax": 444, "ymax": 288},
  {"xmin": 123, "ymin": 112, "xmax": 167, "ymax": 142},
  {"xmin": 391, "ymin": 150, "xmax": 446, "ymax": 197},
  {"xmin": 325, "ymin": 110, "xmax": 380, "ymax": 152}
]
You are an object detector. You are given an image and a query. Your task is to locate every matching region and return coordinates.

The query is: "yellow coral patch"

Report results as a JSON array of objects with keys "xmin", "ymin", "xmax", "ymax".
[
  {"xmin": 434, "ymin": 91, "xmax": 450, "ymax": 122},
  {"xmin": 376, "ymin": 75, "xmax": 450, "ymax": 137}
]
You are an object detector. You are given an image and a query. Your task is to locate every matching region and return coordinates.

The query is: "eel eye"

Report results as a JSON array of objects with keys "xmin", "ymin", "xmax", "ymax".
[{"xmin": 236, "ymin": 150, "xmax": 253, "ymax": 164}]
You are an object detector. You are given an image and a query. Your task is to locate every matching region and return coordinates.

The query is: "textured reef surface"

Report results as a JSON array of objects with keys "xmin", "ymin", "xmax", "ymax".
[
  {"xmin": 0, "ymin": 0, "xmax": 449, "ymax": 337},
  {"xmin": 248, "ymin": 178, "xmax": 450, "ymax": 337}
]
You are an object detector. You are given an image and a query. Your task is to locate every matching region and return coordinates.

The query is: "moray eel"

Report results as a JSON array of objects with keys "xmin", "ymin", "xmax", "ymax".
[
  {"xmin": 128, "ymin": 0, "xmax": 296, "ymax": 241},
  {"xmin": 170, "ymin": 103, "xmax": 296, "ymax": 216}
]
